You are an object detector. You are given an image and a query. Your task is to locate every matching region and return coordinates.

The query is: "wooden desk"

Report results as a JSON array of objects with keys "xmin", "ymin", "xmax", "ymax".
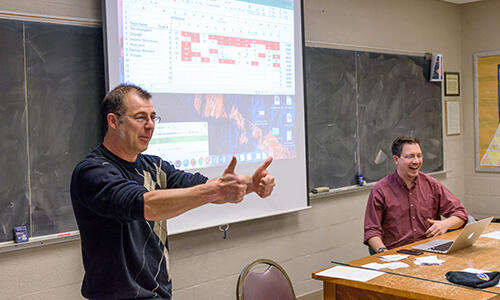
[{"xmin": 313, "ymin": 223, "xmax": 500, "ymax": 300}]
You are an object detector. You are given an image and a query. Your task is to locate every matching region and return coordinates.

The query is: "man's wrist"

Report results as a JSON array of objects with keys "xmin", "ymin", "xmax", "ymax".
[
  {"xmin": 377, "ymin": 247, "xmax": 387, "ymax": 253},
  {"xmin": 245, "ymin": 176, "xmax": 254, "ymax": 194}
]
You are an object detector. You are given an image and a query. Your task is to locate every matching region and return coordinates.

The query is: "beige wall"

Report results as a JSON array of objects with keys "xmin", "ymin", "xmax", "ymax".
[
  {"xmin": 0, "ymin": 0, "xmax": 100, "ymax": 21},
  {"xmin": 1, "ymin": 0, "xmax": 494, "ymax": 299},
  {"xmin": 461, "ymin": 0, "xmax": 500, "ymax": 219}
]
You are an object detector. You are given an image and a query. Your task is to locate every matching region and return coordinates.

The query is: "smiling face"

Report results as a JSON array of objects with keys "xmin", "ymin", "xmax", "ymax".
[
  {"xmin": 117, "ymin": 93, "xmax": 156, "ymax": 155},
  {"xmin": 103, "ymin": 91, "xmax": 156, "ymax": 161},
  {"xmin": 394, "ymin": 142, "xmax": 423, "ymax": 186}
]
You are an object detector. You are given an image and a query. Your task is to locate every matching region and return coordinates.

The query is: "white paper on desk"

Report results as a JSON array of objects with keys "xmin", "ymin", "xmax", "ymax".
[
  {"xmin": 462, "ymin": 267, "xmax": 490, "ymax": 273},
  {"xmin": 481, "ymin": 231, "xmax": 500, "ymax": 240},
  {"xmin": 315, "ymin": 266, "xmax": 384, "ymax": 282},
  {"xmin": 384, "ymin": 262, "xmax": 409, "ymax": 270},
  {"xmin": 414, "ymin": 255, "xmax": 444, "ymax": 265},
  {"xmin": 461, "ymin": 268, "xmax": 500, "ymax": 287},
  {"xmin": 363, "ymin": 263, "xmax": 385, "ymax": 270},
  {"xmin": 363, "ymin": 262, "xmax": 409, "ymax": 270},
  {"xmin": 379, "ymin": 254, "xmax": 409, "ymax": 262}
]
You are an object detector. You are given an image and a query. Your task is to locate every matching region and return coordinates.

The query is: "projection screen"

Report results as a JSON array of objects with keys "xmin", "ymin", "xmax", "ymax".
[{"xmin": 103, "ymin": 0, "xmax": 308, "ymax": 235}]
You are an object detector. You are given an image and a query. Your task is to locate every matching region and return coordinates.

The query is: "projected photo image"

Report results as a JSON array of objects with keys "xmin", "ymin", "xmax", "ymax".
[{"xmin": 144, "ymin": 93, "xmax": 297, "ymax": 170}]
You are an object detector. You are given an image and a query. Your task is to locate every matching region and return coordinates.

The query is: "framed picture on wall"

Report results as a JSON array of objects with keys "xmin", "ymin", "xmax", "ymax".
[
  {"xmin": 474, "ymin": 51, "xmax": 500, "ymax": 172},
  {"xmin": 445, "ymin": 100, "xmax": 461, "ymax": 135},
  {"xmin": 444, "ymin": 72, "xmax": 460, "ymax": 96}
]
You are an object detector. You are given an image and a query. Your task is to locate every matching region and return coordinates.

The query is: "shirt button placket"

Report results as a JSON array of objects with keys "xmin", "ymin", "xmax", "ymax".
[{"xmin": 409, "ymin": 191, "xmax": 417, "ymax": 237}]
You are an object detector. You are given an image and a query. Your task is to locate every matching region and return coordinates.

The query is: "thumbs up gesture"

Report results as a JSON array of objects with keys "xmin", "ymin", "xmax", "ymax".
[
  {"xmin": 251, "ymin": 157, "xmax": 275, "ymax": 198},
  {"xmin": 212, "ymin": 156, "xmax": 247, "ymax": 204},
  {"xmin": 211, "ymin": 156, "xmax": 276, "ymax": 204}
]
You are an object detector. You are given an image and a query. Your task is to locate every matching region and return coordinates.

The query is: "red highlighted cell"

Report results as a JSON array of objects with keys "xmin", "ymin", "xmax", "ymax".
[{"xmin": 219, "ymin": 59, "xmax": 236, "ymax": 64}]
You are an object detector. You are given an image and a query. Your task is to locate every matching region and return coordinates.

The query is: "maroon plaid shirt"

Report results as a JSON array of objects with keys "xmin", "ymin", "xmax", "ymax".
[{"xmin": 364, "ymin": 171, "xmax": 468, "ymax": 249}]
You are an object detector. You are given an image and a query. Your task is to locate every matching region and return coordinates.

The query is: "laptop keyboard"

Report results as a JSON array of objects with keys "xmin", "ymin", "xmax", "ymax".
[{"xmin": 430, "ymin": 241, "xmax": 453, "ymax": 252}]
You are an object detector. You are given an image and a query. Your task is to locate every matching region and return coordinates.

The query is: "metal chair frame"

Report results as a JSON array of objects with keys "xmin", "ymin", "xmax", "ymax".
[{"xmin": 236, "ymin": 258, "xmax": 296, "ymax": 300}]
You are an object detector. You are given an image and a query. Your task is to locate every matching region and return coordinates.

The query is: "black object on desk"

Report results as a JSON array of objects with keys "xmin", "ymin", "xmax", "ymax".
[{"xmin": 397, "ymin": 249, "xmax": 423, "ymax": 255}]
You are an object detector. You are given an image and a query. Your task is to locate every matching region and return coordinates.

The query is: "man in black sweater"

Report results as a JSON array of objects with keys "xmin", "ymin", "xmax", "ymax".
[{"xmin": 70, "ymin": 84, "xmax": 275, "ymax": 299}]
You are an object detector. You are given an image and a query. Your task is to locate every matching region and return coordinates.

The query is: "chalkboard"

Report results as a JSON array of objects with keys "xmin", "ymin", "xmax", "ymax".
[
  {"xmin": 0, "ymin": 19, "xmax": 104, "ymax": 243},
  {"xmin": 305, "ymin": 47, "xmax": 443, "ymax": 190}
]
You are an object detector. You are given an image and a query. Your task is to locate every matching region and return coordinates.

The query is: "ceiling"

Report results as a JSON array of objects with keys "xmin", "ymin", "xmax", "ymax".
[{"xmin": 442, "ymin": 0, "xmax": 483, "ymax": 4}]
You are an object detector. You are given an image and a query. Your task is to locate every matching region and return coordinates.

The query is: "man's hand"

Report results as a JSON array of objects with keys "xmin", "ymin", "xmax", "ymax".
[
  {"xmin": 426, "ymin": 216, "xmax": 465, "ymax": 238},
  {"xmin": 250, "ymin": 157, "xmax": 275, "ymax": 198},
  {"xmin": 425, "ymin": 219, "xmax": 449, "ymax": 237},
  {"xmin": 211, "ymin": 156, "xmax": 247, "ymax": 204},
  {"xmin": 143, "ymin": 156, "xmax": 274, "ymax": 220}
]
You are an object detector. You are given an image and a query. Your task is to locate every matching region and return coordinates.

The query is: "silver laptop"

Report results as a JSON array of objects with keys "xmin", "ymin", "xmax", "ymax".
[{"xmin": 412, "ymin": 217, "xmax": 493, "ymax": 254}]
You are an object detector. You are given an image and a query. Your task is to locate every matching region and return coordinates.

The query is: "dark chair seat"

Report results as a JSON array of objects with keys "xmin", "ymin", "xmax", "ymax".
[{"xmin": 236, "ymin": 258, "xmax": 296, "ymax": 300}]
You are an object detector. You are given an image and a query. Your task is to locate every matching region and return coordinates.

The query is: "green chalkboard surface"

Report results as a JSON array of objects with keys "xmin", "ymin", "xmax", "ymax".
[
  {"xmin": 305, "ymin": 46, "xmax": 443, "ymax": 191},
  {"xmin": 0, "ymin": 19, "xmax": 104, "ymax": 243}
]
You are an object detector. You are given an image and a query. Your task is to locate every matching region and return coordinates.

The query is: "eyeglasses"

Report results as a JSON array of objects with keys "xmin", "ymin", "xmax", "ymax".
[
  {"xmin": 114, "ymin": 113, "xmax": 161, "ymax": 124},
  {"xmin": 402, "ymin": 154, "xmax": 422, "ymax": 160}
]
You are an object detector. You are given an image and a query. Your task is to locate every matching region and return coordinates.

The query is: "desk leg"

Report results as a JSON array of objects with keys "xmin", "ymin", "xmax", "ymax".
[{"xmin": 323, "ymin": 282, "xmax": 336, "ymax": 300}]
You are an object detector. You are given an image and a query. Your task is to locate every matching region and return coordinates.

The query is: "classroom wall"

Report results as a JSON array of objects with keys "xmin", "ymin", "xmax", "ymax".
[
  {"xmin": 461, "ymin": 0, "xmax": 500, "ymax": 220},
  {"xmin": 0, "ymin": 0, "xmax": 99, "ymax": 20},
  {"xmin": 0, "ymin": 0, "xmax": 473, "ymax": 299}
]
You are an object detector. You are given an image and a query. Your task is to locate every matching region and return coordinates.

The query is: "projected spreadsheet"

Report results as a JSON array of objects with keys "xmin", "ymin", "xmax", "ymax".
[{"xmin": 121, "ymin": 0, "xmax": 295, "ymax": 94}]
